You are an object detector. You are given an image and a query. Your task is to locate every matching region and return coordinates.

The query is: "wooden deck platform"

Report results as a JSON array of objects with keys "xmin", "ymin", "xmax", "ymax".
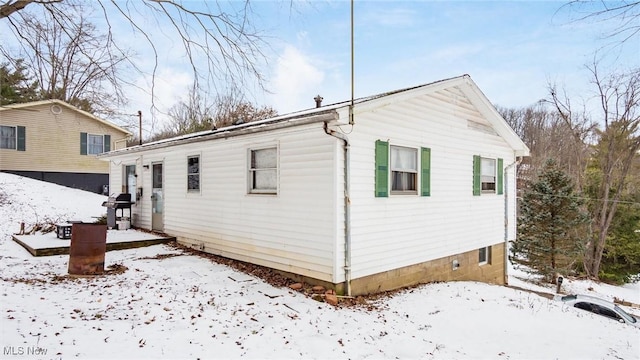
[{"xmin": 13, "ymin": 229, "xmax": 175, "ymax": 257}]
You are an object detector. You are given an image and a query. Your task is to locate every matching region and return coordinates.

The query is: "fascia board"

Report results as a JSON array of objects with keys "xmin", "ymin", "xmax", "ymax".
[
  {"xmin": 351, "ymin": 76, "xmax": 469, "ymax": 115},
  {"xmin": 458, "ymin": 80, "xmax": 530, "ymax": 157},
  {"xmin": 1, "ymin": 99, "xmax": 132, "ymax": 136}
]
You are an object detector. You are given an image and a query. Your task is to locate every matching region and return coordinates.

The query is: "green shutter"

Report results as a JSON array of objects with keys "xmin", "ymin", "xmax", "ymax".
[
  {"xmin": 497, "ymin": 158, "xmax": 504, "ymax": 195},
  {"xmin": 375, "ymin": 140, "xmax": 389, "ymax": 197},
  {"xmin": 421, "ymin": 147, "xmax": 431, "ymax": 196},
  {"xmin": 473, "ymin": 155, "xmax": 481, "ymax": 196},
  {"xmin": 17, "ymin": 126, "xmax": 25, "ymax": 151},
  {"xmin": 104, "ymin": 134, "xmax": 111, "ymax": 152},
  {"xmin": 80, "ymin": 132, "xmax": 87, "ymax": 155}
]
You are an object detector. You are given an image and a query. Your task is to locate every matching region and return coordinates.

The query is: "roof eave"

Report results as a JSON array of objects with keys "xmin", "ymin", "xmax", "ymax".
[
  {"xmin": 1, "ymin": 99, "xmax": 132, "ymax": 136},
  {"xmin": 100, "ymin": 110, "xmax": 340, "ymax": 158},
  {"xmin": 457, "ymin": 78, "xmax": 530, "ymax": 157}
]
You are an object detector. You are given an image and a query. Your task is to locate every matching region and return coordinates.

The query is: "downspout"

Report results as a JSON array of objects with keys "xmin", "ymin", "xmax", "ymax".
[
  {"xmin": 504, "ymin": 155, "xmax": 522, "ymax": 285},
  {"xmin": 323, "ymin": 121, "xmax": 352, "ymax": 296}
]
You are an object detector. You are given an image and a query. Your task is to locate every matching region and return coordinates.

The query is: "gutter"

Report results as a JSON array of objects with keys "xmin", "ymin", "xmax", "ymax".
[
  {"xmin": 504, "ymin": 155, "xmax": 522, "ymax": 285},
  {"xmin": 323, "ymin": 121, "xmax": 352, "ymax": 297},
  {"xmin": 99, "ymin": 112, "xmax": 339, "ymax": 158}
]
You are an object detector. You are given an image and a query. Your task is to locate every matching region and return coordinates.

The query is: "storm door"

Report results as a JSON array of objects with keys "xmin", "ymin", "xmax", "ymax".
[{"xmin": 151, "ymin": 162, "xmax": 164, "ymax": 231}]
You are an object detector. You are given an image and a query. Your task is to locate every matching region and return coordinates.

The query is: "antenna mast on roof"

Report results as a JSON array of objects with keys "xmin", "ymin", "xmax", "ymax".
[
  {"xmin": 349, "ymin": 0, "xmax": 355, "ymax": 125},
  {"xmin": 137, "ymin": 111, "xmax": 142, "ymax": 146}
]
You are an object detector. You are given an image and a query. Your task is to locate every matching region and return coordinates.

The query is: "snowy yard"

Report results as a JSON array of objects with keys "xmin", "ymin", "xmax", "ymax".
[{"xmin": 0, "ymin": 173, "xmax": 638, "ymax": 359}]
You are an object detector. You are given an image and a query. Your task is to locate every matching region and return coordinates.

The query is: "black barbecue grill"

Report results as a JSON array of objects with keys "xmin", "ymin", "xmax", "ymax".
[{"xmin": 102, "ymin": 193, "xmax": 133, "ymax": 229}]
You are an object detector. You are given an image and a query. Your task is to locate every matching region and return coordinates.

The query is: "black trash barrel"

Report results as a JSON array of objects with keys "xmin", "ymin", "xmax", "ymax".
[{"xmin": 68, "ymin": 223, "xmax": 107, "ymax": 275}]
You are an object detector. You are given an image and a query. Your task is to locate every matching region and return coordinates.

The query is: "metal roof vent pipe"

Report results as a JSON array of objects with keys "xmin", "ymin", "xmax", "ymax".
[{"xmin": 314, "ymin": 95, "xmax": 323, "ymax": 108}]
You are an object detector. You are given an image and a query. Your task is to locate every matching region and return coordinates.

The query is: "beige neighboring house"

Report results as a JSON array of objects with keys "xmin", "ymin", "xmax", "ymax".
[{"xmin": 0, "ymin": 99, "xmax": 131, "ymax": 194}]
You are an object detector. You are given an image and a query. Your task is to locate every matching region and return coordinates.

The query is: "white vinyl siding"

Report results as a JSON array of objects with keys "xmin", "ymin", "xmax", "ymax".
[
  {"xmin": 102, "ymin": 80, "xmax": 523, "ymax": 286},
  {"xmin": 104, "ymin": 123, "xmax": 339, "ymax": 283},
  {"xmin": 347, "ymin": 86, "xmax": 517, "ymax": 280}
]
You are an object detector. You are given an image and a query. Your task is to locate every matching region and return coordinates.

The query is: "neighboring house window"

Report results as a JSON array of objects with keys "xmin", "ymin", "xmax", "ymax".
[
  {"xmin": 187, "ymin": 155, "xmax": 200, "ymax": 192},
  {"xmin": 391, "ymin": 145, "xmax": 417, "ymax": 193},
  {"xmin": 88, "ymin": 134, "xmax": 104, "ymax": 155},
  {"xmin": 473, "ymin": 156, "xmax": 503, "ymax": 195},
  {"xmin": 479, "ymin": 246, "xmax": 491, "ymax": 265},
  {"xmin": 0, "ymin": 125, "xmax": 16, "ymax": 149},
  {"xmin": 124, "ymin": 165, "xmax": 136, "ymax": 203},
  {"xmin": 80, "ymin": 132, "xmax": 111, "ymax": 155},
  {"xmin": 0, "ymin": 125, "xmax": 25, "ymax": 151},
  {"xmin": 249, "ymin": 147, "xmax": 277, "ymax": 194},
  {"xmin": 375, "ymin": 140, "xmax": 431, "ymax": 197}
]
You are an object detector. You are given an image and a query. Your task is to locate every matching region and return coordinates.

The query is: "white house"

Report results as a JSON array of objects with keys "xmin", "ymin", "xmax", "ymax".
[{"xmin": 99, "ymin": 75, "xmax": 529, "ymax": 296}]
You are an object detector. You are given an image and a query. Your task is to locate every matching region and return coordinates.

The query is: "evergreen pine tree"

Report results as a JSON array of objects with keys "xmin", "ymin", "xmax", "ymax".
[
  {"xmin": 511, "ymin": 159, "xmax": 588, "ymax": 282},
  {"xmin": 0, "ymin": 60, "xmax": 39, "ymax": 105}
]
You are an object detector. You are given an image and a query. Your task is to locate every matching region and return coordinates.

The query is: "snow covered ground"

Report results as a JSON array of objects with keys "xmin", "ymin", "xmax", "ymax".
[{"xmin": 0, "ymin": 172, "xmax": 638, "ymax": 359}]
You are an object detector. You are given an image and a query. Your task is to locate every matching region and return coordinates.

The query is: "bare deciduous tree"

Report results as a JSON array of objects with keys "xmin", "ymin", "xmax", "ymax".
[
  {"xmin": 562, "ymin": 1, "xmax": 640, "ymax": 45},
  {"xmin": 2, "ymin": 5, "xmax": 128, "ymax": 114},
  {"xmin": 210, "ymin": 89, "xmax": 278, "ymax": 129},
  {"xmin": 581, "ymin": 65, "xmax": 640, "ymax": 279},
  {"xmin": 545, "ymin": 84, "xmax": 597, "ymax": 192},
  {"xmin": 145, "ymin": 86, "xmax": 277, "ymax": 143},
  {"xmin": 163, "ymin": 87, "xmax": 215, "ymax": 136},
  {"xmin": 498, "ymin": 103, "xmax": 591, "ymax": 188},
  {"xmin": 1, "ymin": 0, "xmax": 268, "ymax": 112}
]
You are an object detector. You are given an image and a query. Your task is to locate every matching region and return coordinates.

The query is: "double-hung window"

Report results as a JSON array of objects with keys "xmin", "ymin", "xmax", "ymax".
[
  {"xmin": 473, "ymin": 156, "xmax": 503, "ymax": 195},
  {"xmin": 391, "ymin": 146, "xmax": 418, "ymax": 193},
  {"xmin": 0, "ymin": 125, "xmax": 17, "ymax": 149},
  {"xmin": 249, "ymin": 147, "xmax": 277, "ymax": 194},
  {"xmin": 87, "ymin": 134, "xmax": 104, "ymax": 155},
  {"xmin": 187, "ymin": 156, "xmax": 200, "ymax": 192},
  {"xmin": 481, "ymin": 158, "xmax": 496, "ymax": 192},
  {"xmin": 80, "ymin": 132, "xmax": 110, "ymax": 155},
  {"xmin": 1, "ymin": 125, "xmax": 25, "ymax": 150},
  {"xmin": 375, "ymin": 140, "xmax": 431, "ymax": 197}
]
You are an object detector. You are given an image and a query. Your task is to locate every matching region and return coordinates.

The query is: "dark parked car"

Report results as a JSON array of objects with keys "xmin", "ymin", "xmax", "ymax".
[{"xmin": 554, "ymin": 294, "xmax": 640, "ymax": 328}]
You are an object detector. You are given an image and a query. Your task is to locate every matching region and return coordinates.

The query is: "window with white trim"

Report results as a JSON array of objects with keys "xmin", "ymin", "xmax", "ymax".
[
  {"xmin": 481, "ymin": 158, "xmax": 496, "ymax": 192},
  {"xmin": 479, "ymin": 246, "xmax": 491, "ymax": 265},
  {"xmin": 375, "ymin": 140, "xmax": 430, "ymax": 197},
  {"xmin": 80, "ymin": 132, "xmax": 110, "ymax": 155},
  {"xmin": 0, "ymin": 125, "xmax": 16, "ymax": 149},
  {"xmin": 249, "ymin": 147, "xmax": 277, "ymax": 194},
  {"xmin": 187, "ymin": 155, "xmax": 200, "ymax": 192},
  {"xmin": 473, "ymin": 156, "xmax": 503, "ymax": 196},
  {"xmin": 390, "ymin": 145, "xmax": 418, "ymax": 193},
  {"xmin": 87, "ymin": 134, "xmax": 105, "ymax": 155}
]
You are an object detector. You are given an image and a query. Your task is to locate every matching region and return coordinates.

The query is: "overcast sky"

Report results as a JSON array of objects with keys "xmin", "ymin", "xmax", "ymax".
[
  {"xmin": 3, "ymin": 1, "xmax": 638, "ymax": 134},
  {"xmin": 257, "ymin": 1, "xmax": 637, "ymax": 109},
  {"xmin": 120, "ymin": 0, "xmax": 637, "ymax": 133}
]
